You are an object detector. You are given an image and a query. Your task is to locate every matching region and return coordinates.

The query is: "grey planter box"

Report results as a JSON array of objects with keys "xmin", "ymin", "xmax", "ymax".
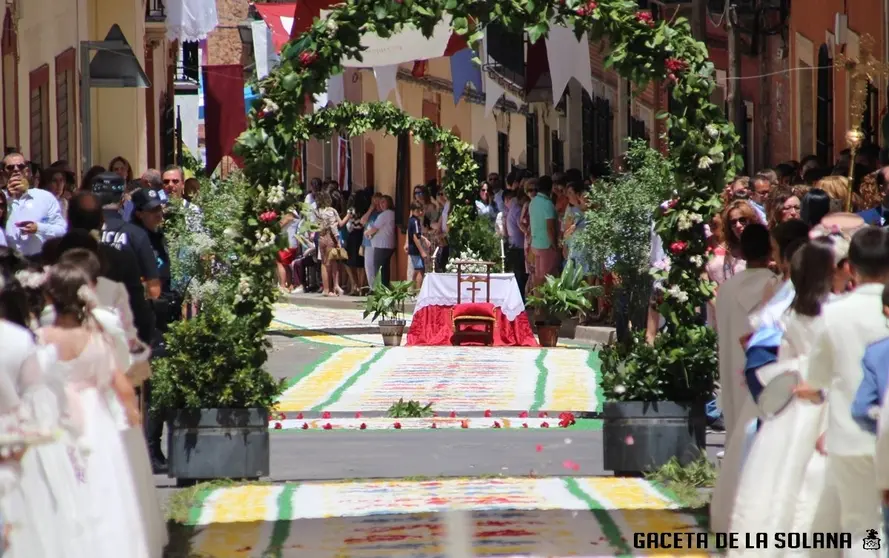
[
  {"xmin": 167, "ymin": 408, "xmax": 270, "ymax": 482},
  {"xmin": 602, "ymin": 401, "xmax": 706, "ymax": 475}
]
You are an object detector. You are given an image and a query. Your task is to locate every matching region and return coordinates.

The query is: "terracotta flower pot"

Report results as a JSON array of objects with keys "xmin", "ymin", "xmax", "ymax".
[{"xmin": 536, "ymin": 324, "xmax": 560, "ymax": 347}]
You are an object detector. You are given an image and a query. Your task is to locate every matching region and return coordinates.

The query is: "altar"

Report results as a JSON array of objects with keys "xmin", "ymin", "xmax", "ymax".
[{"xmin": 406, "ymin": 272, "xmax": 539, "ymax": 347}]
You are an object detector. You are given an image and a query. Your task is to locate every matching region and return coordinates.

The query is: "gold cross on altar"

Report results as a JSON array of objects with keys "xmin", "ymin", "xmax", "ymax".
[{"xmin": 835, "ymin": 34, "xmax": 889, "ymax": 210}]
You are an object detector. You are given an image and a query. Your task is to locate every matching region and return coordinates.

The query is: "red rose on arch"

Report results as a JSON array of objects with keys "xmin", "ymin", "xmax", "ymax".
[
  {"xmin": 635, "ymin": 11, "xmax": 655, "ymax": 27},
  {"xmin": 299, "ymin": 51, "xmax": 318, "ymax": 66},
  {"xmin": 670, "ymin": 241, "xmax": 688, "ymax": 254},
  {"xmin": 665, "ymin": 57, "xmax": 688, "ymax": 73},
  {"xmin": 259, "ymin": 211, "xmax": 278, "ymax": 223},
  {"xmin": 575, "ymin": 1, "xmax": 597, "ymax": 16},
  {"xmin": 666, "ymin": 199, "xmax": 679, "ymax": 210}
]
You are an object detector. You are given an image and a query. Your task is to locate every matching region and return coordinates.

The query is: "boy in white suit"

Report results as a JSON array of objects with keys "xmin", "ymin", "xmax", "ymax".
[{"xmin": 796, "ymin": 226, "xmax": 889, "ymax": 555}]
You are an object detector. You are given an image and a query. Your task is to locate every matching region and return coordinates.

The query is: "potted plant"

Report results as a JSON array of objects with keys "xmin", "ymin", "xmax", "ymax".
[
  {"xmin": 363, "ymin": 274, "xmax": 415, "ymax": 346},
  {"xmin": 525, "ymin": 261, "xmax": 600, "ymax": 347},
  {"xmin": 598, "ymin": 326, "xmax": 716, "ymax": 475},
  {"xmin": 150, "ymin": 302, "xmax": 285, "ymax": 485}
]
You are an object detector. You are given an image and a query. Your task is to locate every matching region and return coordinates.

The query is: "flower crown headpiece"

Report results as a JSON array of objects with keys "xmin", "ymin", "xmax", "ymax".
[{"xmin": 14, "ymin": 269, "xmax": 47, "ymax": 290}]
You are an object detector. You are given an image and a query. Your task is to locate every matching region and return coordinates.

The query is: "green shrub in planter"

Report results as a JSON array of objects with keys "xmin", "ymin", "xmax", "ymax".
[
  {"xmin": 526, "ymin": 260, "xmax": 600, "ymax": 326},
  {"xmin": 151, "ymin": 303, "xmax": 285, "ymax": 482}
]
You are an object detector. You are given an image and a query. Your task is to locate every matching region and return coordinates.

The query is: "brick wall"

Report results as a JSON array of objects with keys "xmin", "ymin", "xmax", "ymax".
[{"xmin": 207, "ymin": 0, "xmax": 249, "ymax": 67}]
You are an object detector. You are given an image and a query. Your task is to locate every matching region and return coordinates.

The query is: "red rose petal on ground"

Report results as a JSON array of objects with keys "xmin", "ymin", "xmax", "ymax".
[
  {"xmin": 536, "ymin": 444, "xmax": 543, "ymax": 452},
  {"xmin": 274, "ymin": 422, "xmax": 282, "ymax": 430},
  {"xmin": 322, "ymin": 411, "xmax": 331, "ymax": 419},
  {"xmin": 394, "ymin": 422, "xmax": 402, "ymax": 429},
  {"xmin": 541, "ymin": 422, "xmax": 550, "ymax": 428},
  {"xmin": 461, "ymin": 420, "xmax": 469, "ymax": 429},
  {"xmin": 301, "ymin": 422, "xmax": 309, "ymax": 430},
  {"xmin": 450, "ymin": 411, "xmax": 457, "ymax": 418},
  {"xmin": 359, "ymin": 423, "xmax": 367, "ymax": 430},
  {"xmin": 625, "ymin": 435, "xmax": 635, "ymax": 445},
  {"xmin": 493, "ymin": 421, "xmax": 501, "ymax": 428},
  {"xmin": 522, "ymin": 423, "xmax": 529, "ymax": 428},
  {"xmin": 322, "ymin": 423, "xmax": 333, "ymax": 430},
  {"xmin": 297, "ymin": 413, "xmax": 304, "ymax": 420},
  {"xmin": 354, "ymin": 412, "xmax": 362, "ymax": 418},
  {"xmin": 432, "ymin": 412, "xmax": 438, "ymax": 417},
  {"xmin": 538, "ymin": 412, "xmax": 548, "ymax": 418},
  {"xmin": 562, "ymin": 459, "xmax": 580, "ymax": 471},
  {"xmin": 484, "ymin": 410, "xmax": 492, "ymax": 417},
  {"xmin": 431, "ymin": 422, "xmax": 437, "ymax": 429},
  {"xmin": 519, "ymin": 411, "xmax": 529, "ymax": 418}
]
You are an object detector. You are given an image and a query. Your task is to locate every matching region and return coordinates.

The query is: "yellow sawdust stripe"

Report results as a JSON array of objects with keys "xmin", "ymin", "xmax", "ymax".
[
  {"xmin": 276, "ymin": 347, "xmax": 380, "ymax": 411},
  {"xmin": 544, "ymin": 349, "xmax": 598, "ymax": 410},
  {"xmin": 192, "ymin": 485, "xmax": 280, "ymax": 557},
  {"xmin": 582, "ymin": 478, "xmax": 707, "ymax": 557}
]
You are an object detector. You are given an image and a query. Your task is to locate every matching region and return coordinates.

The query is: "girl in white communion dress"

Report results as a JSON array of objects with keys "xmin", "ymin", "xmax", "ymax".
[
  {"xmin": 37, "ymin": 262, "xmax": 150, "ymax": 558},
  {"xmin": 729, "ymin": 235, "xmax": 852, "ymax": 557}
]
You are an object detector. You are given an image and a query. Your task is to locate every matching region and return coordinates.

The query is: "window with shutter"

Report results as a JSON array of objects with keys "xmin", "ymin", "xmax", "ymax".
[
  {"xmin": 815, "ymin": 44, "xmax": 832, "ymax": 165},
  {"xmin": 29, "ymin": 65, "xmax": 51, "ymax": 167},
  {"xmin": 55, "ymin": 49, "xmax": 76, "ymax": 169}
]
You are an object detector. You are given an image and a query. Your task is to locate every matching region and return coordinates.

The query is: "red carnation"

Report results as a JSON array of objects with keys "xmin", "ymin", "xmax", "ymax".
[
  {"xmin": 559, "ymin": 412, "xmax": 576, "ymax": 428},
  {"xmin": 393, "ymin": 422, "xmax": 402, "ymax": 429},
  {"xmin": 274, "ymin": 422, "xmax": 282, "ymax": 430},
  {"xmin": 449, "ymin": 411, "xmax": 457, "ymax": 418},
  {"xmin": 359, "ymin": 422, "xmax": 367, "ymax": 430},
  {"xmin": 259, "ymin": 210, "xmax": 278, "ymax": 223},
  {"xmin": 670, "ymin": 241, "xmax": 688, "ymax": 254},
  {"xmin": 538, "ymin": 411, "xmax": 548, "ymax": 418},
  {"xmin": 461, "ymin": 420, "xmax": 470, "ymax": 429},
  {"xmin": 431, "ymin": 422, "xmax": 437, "ymax": 429},
  {"xmin": 493, "ymin": 421, "xmax": 501, "ymax": 428},
  {"xmin": 636, "ymin": 11, "xmax": 655, "ymax": 27},
  {"xmin": 321, "ymin": 411, "xmax": 331, "ymax": 419},
  {"xmin": 575, "ymin": 1, "xmax": 597, "ymax": 16},
  {"xmin": 665, "ymin": 57, "xmax": 688, "ymax": 73},
  {"xmin": 299, "ymin": 51, "xmax": 318, "ymax": 66},
  {"xmin": 301, "ymin": 422, "xmax": 309, "ymax": 430},
  {"xmin": 322, "ymin": 422, "xmax": 333, "ymax": 430},
  {"xmin": 519, "ymin": 411, "xmax": 529, "ymax": 418},
  {"xmin": 522, "ymin": 423, "xmax": 529, "ymax": 428},
  {"xmin": 354, "ymin": 412, "xmax": 362, "ymax": 418},
  {"xmin": 257, "ymin": 110, "xmax": 267, "ymax": 119},
  {"xmin": 484, "ymin": 409, "xmax": 492, "ymax": 418},
  {"xmin": 297, "ymin": 412, "xmax": 304, "ymax": 419},
  {"xmin": 541, "ymin": 422, "xmax": 550, "ymax": 428}
]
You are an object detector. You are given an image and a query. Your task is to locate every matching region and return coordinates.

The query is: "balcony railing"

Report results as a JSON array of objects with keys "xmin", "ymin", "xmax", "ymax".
[{"xmin": 146, "ymin": 0, "xmax": 166, "ymax": 22}]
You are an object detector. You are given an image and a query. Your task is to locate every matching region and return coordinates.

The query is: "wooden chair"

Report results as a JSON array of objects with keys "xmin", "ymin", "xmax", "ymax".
[{"xmin": 451, "ymin": 261, "xmax": 497, "ymax": 346}]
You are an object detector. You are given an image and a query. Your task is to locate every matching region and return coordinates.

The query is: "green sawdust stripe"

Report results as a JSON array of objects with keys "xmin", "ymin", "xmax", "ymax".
[
  {"xmin": 185, "ymin": 485, "xmax": 219, "ymax": 526},
  {"xmin": 263, "ymin": 484, "xmax": 298, "ymax": 557},
  {"xmin": 309, "ymin": 348, "xmax": 389, "ymax": 411},
  {"xmin": 562, "ymin": 477, "xmax": 633, "ymax": 557},
  {"xmin": 530, "ymin": 350, "xmax": 549, "ymax": 411},
  {"xmin": 588, "ymin": 350, "xmax": 604, "ymax": 413},
  {"xmin": 280, "ymin": 341, "xmax": 342, "ymax": 391},
  {"xmin": 647, "ymin": 480, "xmax": 710, "ymax": 532}
]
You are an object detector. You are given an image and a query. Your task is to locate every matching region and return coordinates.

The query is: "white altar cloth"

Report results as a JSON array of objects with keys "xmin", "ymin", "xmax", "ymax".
[{"xmin": 414, "ymin": 273, "xmax": 526, "ymax": 321}]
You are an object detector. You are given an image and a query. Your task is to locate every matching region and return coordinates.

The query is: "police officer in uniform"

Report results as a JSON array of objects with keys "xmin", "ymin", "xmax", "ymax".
[{"xmin": 92, "ymin": 173, "xmax": 169, "ymax": 472}]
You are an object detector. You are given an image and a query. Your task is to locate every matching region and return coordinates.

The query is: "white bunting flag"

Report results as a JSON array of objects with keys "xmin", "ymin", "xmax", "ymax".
[
  {"xmin": 373, "ymin": 65, "xmax": 402, "ymax": 107},
  {"xmin": 545, "ymin": 25, "xmax": 594, "ymax": 104}
]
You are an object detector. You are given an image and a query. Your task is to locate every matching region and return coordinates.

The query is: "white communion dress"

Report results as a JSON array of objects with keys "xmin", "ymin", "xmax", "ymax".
[
  {"xmin": 49, "ymin": 325, "xmax": 151, "ymax": 558},
  {"xmin": 0, "ymin": 319, "xmax": 90, "ymax": 558},
  {"xmin": 728, "ymin": 309, "xmax": 840, "ymax": 557}
]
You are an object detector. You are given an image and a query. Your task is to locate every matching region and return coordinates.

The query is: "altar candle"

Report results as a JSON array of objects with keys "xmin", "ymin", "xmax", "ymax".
[{"xmin": 500, "ymin": 238, "xmax": 505, "ymax": 259}]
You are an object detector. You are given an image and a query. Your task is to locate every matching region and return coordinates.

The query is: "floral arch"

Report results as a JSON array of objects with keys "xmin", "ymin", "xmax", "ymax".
[{"xmin": 233, "ymin": 0, "xmax": 742, "ymax": 378}]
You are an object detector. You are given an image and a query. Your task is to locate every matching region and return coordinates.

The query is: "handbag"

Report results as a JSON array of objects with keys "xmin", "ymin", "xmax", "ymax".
[{"xmin": 328, "ymin": 246, "xmax": 348, "ymax": 261}]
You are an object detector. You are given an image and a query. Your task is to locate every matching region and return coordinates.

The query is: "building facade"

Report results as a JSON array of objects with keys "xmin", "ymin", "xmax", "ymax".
[{"xmin": 0, "ymin": 0, "xmax": 173, "ymax": 176}]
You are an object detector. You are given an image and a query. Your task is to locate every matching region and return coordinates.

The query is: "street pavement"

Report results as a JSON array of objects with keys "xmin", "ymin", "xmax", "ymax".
[{"xmin": 161, "ymin": 303, "xmax": 722, "ymax": 557}]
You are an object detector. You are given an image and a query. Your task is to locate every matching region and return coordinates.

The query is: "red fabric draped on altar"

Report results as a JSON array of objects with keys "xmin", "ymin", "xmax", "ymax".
[{"xmin": 407, "ymin": 306, "xmax": 539, "ymax": 347}]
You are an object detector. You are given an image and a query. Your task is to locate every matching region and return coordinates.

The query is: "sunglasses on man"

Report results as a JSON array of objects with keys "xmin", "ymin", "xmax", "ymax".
[
  {"xmin": 163, "ymin": 178, "xmax": 181, "ymax": 185},
  {"xmin": 4, "ymin": 163, "xmax": 27, "ymax": 173}
]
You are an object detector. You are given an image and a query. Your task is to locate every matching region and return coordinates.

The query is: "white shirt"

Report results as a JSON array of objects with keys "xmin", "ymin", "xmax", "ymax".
[
  {"xmin": 4, "ymin": 189, "xmax": 67, "ymax": 256},
  {"xmin": 808, "ymin": 283, "xmax": 889, "ymax": 456},
  {"xmin": 370, "ymin": 209, "xmax": 395, "ymax": 249}
]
